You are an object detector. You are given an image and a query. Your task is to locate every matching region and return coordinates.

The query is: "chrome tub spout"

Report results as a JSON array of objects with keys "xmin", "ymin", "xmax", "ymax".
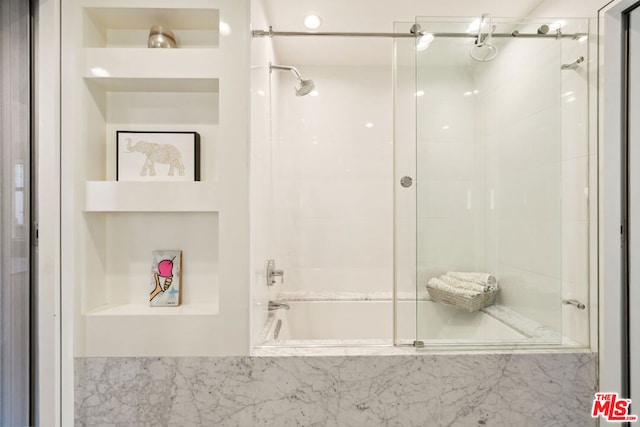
[{"xmin": 268, "ymin": 300, "xmax": 290, "ymax": 311}]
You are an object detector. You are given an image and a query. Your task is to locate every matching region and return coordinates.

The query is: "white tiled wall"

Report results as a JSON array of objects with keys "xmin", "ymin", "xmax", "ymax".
[
  {"xmin": 479, "ymin": 34, "xmax": 562, "ymax": 331},
  {"xmin": 273, "ymin": 66, "xmax": 393, "ymax": 294},
  {"xmin": 414, "ymin": 19, "xmax": 590, "ymax": 339}
]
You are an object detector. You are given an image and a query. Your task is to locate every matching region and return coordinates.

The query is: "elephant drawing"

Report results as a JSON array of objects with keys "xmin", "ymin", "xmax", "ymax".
[{"xmin": 125, "ymin": 138, "xmax": 185, "ymax": 176}]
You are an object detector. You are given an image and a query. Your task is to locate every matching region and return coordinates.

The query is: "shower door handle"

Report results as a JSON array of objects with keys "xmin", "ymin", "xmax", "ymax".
[{"xmin": 400, "ymin": 176, "xmax": 413, "ymax": 188}]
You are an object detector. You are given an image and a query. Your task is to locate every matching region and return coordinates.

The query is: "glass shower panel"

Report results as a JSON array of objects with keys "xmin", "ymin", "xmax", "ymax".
[
  {"xmin": 394, "ymin": 22, "xmax": 418, "ymax": 346},
  {"xmin": 413, "ymin": 17, "xmax": 589, "ymax": 347}
]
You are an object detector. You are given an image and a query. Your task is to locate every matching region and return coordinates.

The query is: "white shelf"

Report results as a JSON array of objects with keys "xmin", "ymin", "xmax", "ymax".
[
  {"xmin": 86, "ymin": 303, "xmax": 217, "ymax": 316},
  {"xmin": 84, "ymin": 48, "xmax": 221, "ymax": 80},
  {"xmin": 85, "ymin": 77, "xmax": 219, "ymax": 93},
  {"xmin": 85, "ymin": 181, "xmax": 220, "ymax": 212}
]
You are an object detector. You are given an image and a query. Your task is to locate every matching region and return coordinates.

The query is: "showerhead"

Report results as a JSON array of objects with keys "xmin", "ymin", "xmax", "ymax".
[
  {"xmin": 470, "ymin": 42, "xmax": 498, "ymax": 62},
  {"xmin": 270, "ymin": 63, "xmax": 316, "ymax": 96},
  {"xmin": 470, "ymin": 15, "xmax": 498, "ymax": 62},
  {"xmin": 295, "ymin": 78, "xmax": 315, "ymax": 96}
]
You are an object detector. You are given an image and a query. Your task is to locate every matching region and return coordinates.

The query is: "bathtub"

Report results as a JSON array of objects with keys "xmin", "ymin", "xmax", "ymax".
[{"xmin": 256, "ymin": 300, "xmax": 536, "ymax": 348}]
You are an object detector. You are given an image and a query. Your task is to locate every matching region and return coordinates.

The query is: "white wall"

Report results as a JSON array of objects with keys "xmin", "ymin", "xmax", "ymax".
[
  {"xmin": 273, "ymin": 66, "xmax": 394, "ymax": 295},
  {"xmin": 477, "ymin": 20, "xmax": 589, "ymax": 337},
  {"xmin": 36, "ymin": 0, "xmax": 62, "ymax": 423}
]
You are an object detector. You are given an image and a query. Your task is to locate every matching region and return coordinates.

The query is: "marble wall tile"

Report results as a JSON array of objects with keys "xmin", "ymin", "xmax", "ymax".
[{"xmin": 76, "ymin": 352, "xmax": 597, "ymax": 426}]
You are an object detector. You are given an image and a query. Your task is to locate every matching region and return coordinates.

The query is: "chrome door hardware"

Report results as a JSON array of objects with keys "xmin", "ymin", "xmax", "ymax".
[{"xmin": 400, "ymin": 176, "xmax": 413, "ymax": 188}]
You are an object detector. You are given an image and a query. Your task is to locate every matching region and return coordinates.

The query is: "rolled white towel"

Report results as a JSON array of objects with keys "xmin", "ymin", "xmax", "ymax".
[
  {"xmin": 446, "ymin": 272, "xmax": 498, "ymax": 291},
  {"xmin": 438, "ymin": 275, "xmax": 486, "ymax": 293},
  {"xmin": 427, "ymin": 277, "xmax": 481, "ymax": 299}
]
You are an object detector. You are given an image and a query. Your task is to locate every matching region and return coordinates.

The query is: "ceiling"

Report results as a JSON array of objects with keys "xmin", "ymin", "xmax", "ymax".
[{"xmin": 258, "ymin": 0, "xmax": 547, "ymax": 66}]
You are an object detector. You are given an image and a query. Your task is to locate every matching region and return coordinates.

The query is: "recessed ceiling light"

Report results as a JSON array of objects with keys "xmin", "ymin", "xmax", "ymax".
[{"xmin": 304, "ymin": 15, "xmax": 322, "ymax": 30}]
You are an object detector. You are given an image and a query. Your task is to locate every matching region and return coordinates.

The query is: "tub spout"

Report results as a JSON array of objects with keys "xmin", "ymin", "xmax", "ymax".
[
  {"xmin": 268, "ymin": 300, "xmax": 290, "ymax": 311},
  {"xmin": 562, "ymin": 299, "xmax": 586, "ymax": 310}
]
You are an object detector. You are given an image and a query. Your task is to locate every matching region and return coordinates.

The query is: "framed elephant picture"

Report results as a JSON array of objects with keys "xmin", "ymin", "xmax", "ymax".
[{"xmin": 116, "ymin": 131, "xmax": 201, "ymax": 181}]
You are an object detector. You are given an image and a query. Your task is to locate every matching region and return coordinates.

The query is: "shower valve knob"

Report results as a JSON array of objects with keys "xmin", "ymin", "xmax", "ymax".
[{"xmin": 266, "ymin": 259, "xmax": 284, "ymax": 286}]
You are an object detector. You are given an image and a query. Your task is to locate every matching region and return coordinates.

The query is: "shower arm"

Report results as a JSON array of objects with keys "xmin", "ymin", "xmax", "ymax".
[
  {"xmin": 270, "ymin": 64, "xmax": 302, "ymax": 80},
  {"xmin": 476, "ymin": 14, "xmax": 489, "ymax": 45}
]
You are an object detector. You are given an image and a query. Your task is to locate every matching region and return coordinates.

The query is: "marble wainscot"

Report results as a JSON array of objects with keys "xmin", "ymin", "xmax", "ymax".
[{"xmin": 75, "ymin": 352, "xmax": 597, "ymax": 426}]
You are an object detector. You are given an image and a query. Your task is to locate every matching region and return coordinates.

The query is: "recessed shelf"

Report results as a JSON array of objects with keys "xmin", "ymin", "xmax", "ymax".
[
  {"xmin": 85, "ymin": 77, "xmax": 219, "ymax": 93},
  {"xmin": 84, "ymin": 48, "xmax": 221, "ymax": 80},
  {"xmin": 84, "ymin": 7, "xmax": 220, "ymax": 48},
  {"xmin": 85, "ymin": 181, "xmax": 220, "ymax": 212}
]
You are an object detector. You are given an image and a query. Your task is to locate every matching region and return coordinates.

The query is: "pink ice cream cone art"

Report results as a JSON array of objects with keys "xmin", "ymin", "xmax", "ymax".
[
  {"xmin": 158, "ymin": 258, "xmax": 174, "ymax": 290},
  {"xmin": 150, "ymin": 251, "xmax": 182, "ymax": 306}
]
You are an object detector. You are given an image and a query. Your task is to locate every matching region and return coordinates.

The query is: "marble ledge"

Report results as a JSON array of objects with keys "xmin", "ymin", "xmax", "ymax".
[
  {"xmin": 76, "ymin": 352, "xmax": 598, "ymax": 427},
  {"xmin": 252, "ymin": 342, "xmax": 593, "ymax": 358},
  {"xmin": 278, "ymin": 290, "xmax": 426, "ymax": 301}
]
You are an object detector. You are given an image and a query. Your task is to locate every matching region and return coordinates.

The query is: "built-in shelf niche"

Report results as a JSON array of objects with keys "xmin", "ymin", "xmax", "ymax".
[
  {"xmin": 85, "ymin": 77, "xmax": 219, "ymax": 93},
  {"xmin": 64, "ymin": 0, "xmax": 249, "ymax": 357},
  {"xmin": 83, "ymin": 7, "xmax": 220, "ymax": 48},
  {"xmin": 82, "ymin": 78, "xmax": 219, "ymax": 182},
  {"xmin": 84, "ymin": 49, "xmax": 222, "ymax": 80},
  {"xmin": 82, "ymin": 212, "xmax": 219, "ymax": 316}
]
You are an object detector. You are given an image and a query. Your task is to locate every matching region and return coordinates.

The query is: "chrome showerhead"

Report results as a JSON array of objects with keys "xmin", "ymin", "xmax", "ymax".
[
  {"xmin": 470, "ymin": 14, "xmax": 498, "ymax": 62},
  {"xmin": 470, "ymin": 41, "xmax": 498, "ymax": 62},
  {"xmin": 270, "ymin": 63, "xmax": 316, "ymax": 96},
  {"xmin": 295, "ymin": 78, "xmax": 315, "ymax": 96}
]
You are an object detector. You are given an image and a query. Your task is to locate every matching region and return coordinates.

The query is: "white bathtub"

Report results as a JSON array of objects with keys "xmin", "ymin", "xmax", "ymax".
[{"xmin": 257, "ymin": 300, "xmax": 528, "ymax": 347}]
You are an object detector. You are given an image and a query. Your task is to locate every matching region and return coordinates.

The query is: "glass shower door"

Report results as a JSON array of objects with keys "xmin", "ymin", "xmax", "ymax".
[{"xmin": 411, "ymin": 17, "xmax": 589, "ymax": 347}]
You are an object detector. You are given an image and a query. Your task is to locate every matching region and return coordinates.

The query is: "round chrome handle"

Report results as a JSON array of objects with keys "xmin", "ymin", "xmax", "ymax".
[{"xmin": 400, "ymin": 176, "xmax": 413, "ymax": 188}]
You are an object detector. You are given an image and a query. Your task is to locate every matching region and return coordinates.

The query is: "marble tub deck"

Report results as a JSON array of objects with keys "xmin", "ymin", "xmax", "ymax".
[{"xmin": 75, "ymin": 351, "xmax": 597, "ymax": 426}]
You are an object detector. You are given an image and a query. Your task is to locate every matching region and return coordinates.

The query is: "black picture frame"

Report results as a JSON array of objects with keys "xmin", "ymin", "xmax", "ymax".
[{"xmin": 116, "ymin": 131, "xmax": 201, "ymax": 181}]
